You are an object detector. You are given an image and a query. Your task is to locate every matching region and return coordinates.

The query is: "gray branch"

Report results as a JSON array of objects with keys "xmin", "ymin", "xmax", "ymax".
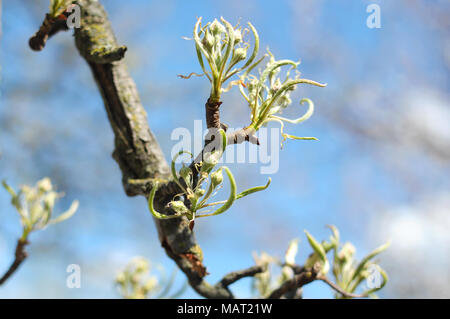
[
  {"xmin": 26, "ymin": 0, "xmax": 265, "ymax": 299},
  {"xmin": 28, "ymin": 0, "xmax": 318, "ymax": 299}
]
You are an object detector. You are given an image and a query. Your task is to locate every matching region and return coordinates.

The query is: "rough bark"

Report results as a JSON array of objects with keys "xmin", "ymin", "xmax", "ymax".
[
  {"xmin": 67, "ymin": 0, "xmax": 227, "ymax": 297},
  {"xmin": 62, "ymin": 0, "xmax": 266, "ymax": 298},
  {"xmin": 27, "ymin": 0, "xmax": 283, "ymax": 299},
  {"xmin": 22, "ymin": 0, "xmax": 371, "ymax": 301}
]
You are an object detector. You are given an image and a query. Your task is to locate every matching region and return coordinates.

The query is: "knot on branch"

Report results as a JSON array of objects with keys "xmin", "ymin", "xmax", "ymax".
[
  {"xmin": 87, "ymin": 45, "xmax": 128, "ymax": 64},
  {"xmin": 29, "ymin": 13, "xmax": 70, "ymax": 51},
  {"xmin": 228, "ymin": 127, "xmax": 260, "ymax": 145},
  {"xmin": 180, "ymin": 253, "xmax": 208, "ymax": 278}
]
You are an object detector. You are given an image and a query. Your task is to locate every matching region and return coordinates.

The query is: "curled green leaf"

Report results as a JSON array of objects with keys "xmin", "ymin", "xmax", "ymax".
[
  {"xmin": 219, "ymin": 128, "xmax": 228, "ymax": 154},
  {"xmin": 351, "ymin": 241, "xmax": 391, "ymax": 283},
  {"xmin": 196, "ymin": 167, "xmax": 236, "ymax": 218},
  {"xmin": 256, "ymin": 80, "xmax": 325, "ymax": 129},
  {"xmin": 148, "ymin": 183, "xmax": 182, "ymax": 220},
  {"xmin": 171, "ymin": 150, "xmax": 193, "ymax": 192},
  {"xmin": 236, "ymin": 178, "xmax": 271, "ymax": 199},
  {"xmin": 265, "ymin": 117, "xmax": 318, "ymax": 147},
  {"xmin": 270, "ymin": 98, "xmax": 315, "ymax": 125},
  {"xmin": 48, "ymin": 200, "xmax": 79, "ymax": 225}
]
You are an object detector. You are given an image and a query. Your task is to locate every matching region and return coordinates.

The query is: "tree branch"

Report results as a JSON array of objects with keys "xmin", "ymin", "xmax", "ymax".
[
  {"xmin": 267, "ymin": 264, "xmax": 320, "ymax": 299},
  {"xmin": 218, "ymin": 265, "xmax": 265, "ymax": 288},
  {"xmin": 28, "ymin": 0, "xmax": 262, "ymax": 299},
  {"xmin": 317, "ymin": 275, "xmax": 367, "ymax": 299},
  {"xmin": 205, "ymin": 98, "xmax": 223, "ymax": 129},
  {"xmin": 0, "ymin": 239, "xmax": 28, "ymax": 286},
  {"xmin": 29, "ymin": 13, "xmax": 69, "ymax": 51}
]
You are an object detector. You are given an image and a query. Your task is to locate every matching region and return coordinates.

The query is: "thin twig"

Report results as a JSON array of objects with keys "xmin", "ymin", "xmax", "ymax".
[
  {"xmin": 218, "ymin": 265, "xmax": 265, "ymax": 288},
  {"xmin": 317, "ymin": 275, "xmax": 367, "ymax": 299},
  {"xmin": 177, "ymin": 72, "xmax": 204, "ymax": 79},
  {"xmin": 267, "ymin": 264, "xmax": 320, "ymax": 299},
  {"xmin": 0, "ymin": 239, "xmax": 29, "ymax": 285}
]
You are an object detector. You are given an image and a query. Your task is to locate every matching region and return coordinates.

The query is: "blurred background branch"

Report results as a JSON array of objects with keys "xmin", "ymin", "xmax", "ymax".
[{"xmin": 0, "ymin": 178, "xmax": 78, "ymax": 285}]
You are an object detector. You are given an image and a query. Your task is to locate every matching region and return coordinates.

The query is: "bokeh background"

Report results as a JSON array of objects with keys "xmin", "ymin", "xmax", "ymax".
[{"xmin": 1, "ymin": 0, "xmax": 449, "ymax": 298}]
